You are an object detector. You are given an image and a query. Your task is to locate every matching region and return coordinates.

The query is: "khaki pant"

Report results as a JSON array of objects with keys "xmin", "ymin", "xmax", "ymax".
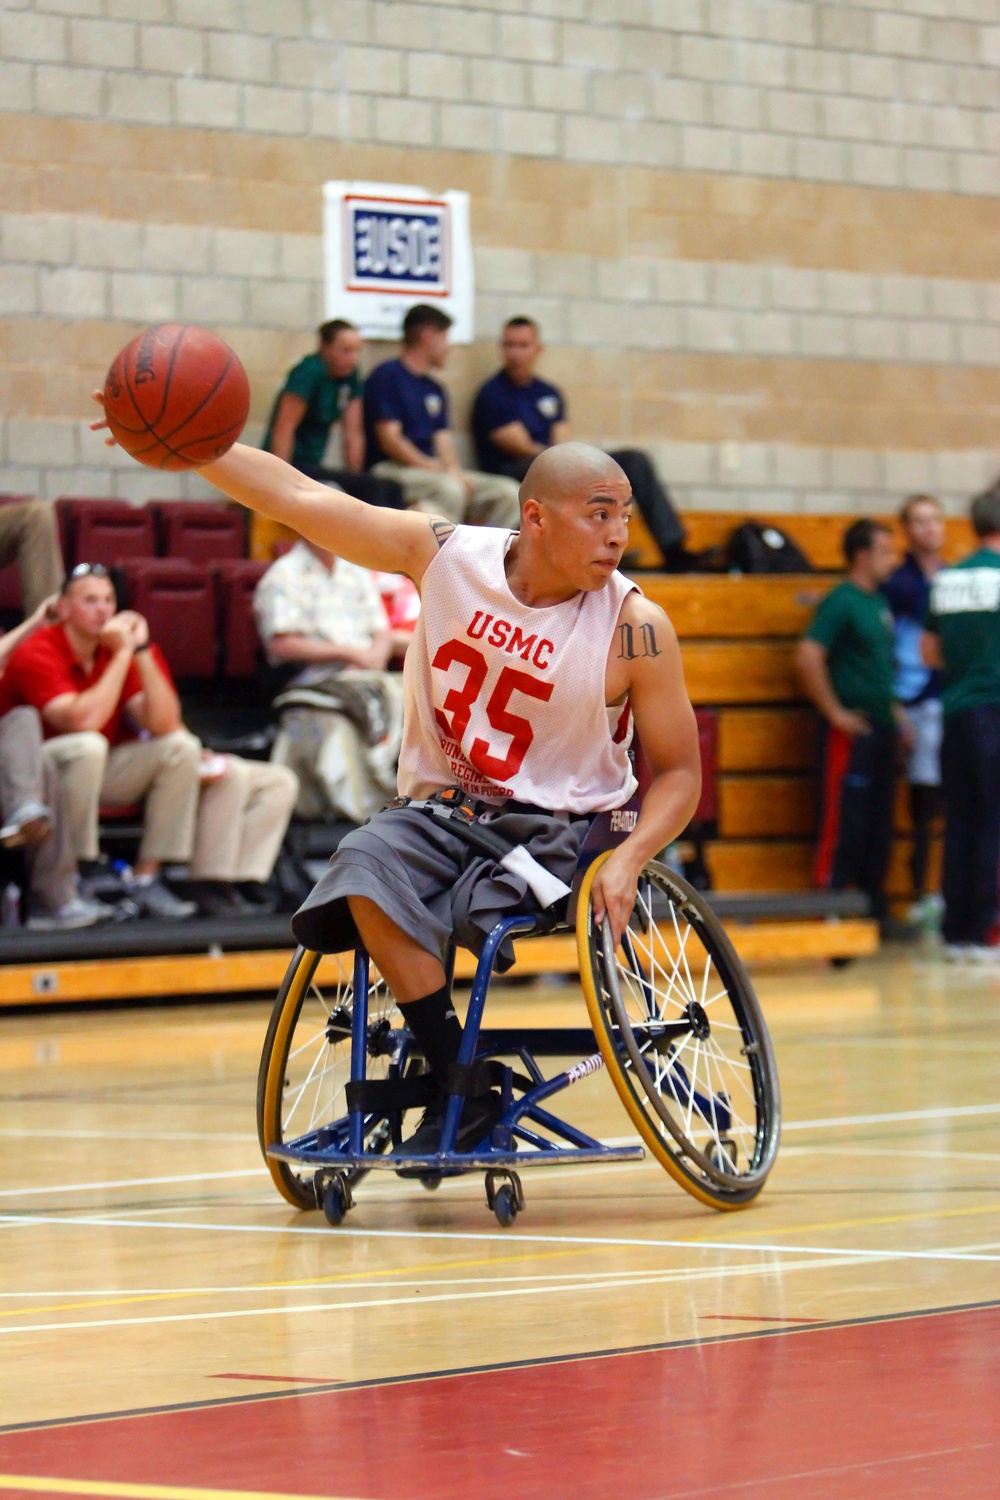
[
  {"xmin": 190, "ymin": 757, "xmax": 298, "ymax": 882},
  {"xmin": 42, "ymin": 728, "xmax": 202, "ymax": 865},
  {"xmin": 0, "ymin": 706, "xmax": 76, "ymax": 911},
  {"xmin": 370, "ymin": 462, "xmax": 519, "ymax": 528},
  {"xmin": 0, "ymin": 500, "xmax": 64, "ymax": 612}
]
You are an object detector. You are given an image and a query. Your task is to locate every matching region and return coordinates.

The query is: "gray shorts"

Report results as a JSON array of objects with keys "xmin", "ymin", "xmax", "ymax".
[{"xmin": 292, "ymin": 804, "xmax": 590, "ymax": 971}]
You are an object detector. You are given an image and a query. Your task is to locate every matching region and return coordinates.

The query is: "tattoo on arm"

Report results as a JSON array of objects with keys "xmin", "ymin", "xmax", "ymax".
[
  {"xmin": 430, "ymin": 519, "xmax": 456, "ymax": 550},
  {"xmin": 617, "ymin": 622, "xmax": 662, "ymax": 660}
]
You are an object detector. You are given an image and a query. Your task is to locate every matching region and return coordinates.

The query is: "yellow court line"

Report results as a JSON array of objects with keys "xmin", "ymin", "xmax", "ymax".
[
  {"xmin": 0, "ymin": 1478, "xmax": 358, "ymax": 1500},
  {"xmin": 0, "ymin": 1245, "xmax": 600, "ymax": 1321}
]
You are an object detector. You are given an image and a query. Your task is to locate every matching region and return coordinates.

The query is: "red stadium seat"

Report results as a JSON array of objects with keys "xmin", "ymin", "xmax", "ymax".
[
  {"xmin": 215, "ymin": 560, "xmax": 268, "ymax": 677},
  {"xmin": 156, "ymin": 501, "xmax": 246, "ymax": 564},
  {"xmin": 120, "ymin": 559, "xmax": 218, "ymax": 678},
  {"xmin": 62, "ymin": 499, "xmax": 156, "ymax": 570}
]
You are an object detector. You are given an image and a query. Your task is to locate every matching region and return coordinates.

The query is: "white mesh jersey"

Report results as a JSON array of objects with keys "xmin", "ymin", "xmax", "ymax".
[{"xmin": 398, "ymin": 526, "xmax": 639, "ymax": 812}]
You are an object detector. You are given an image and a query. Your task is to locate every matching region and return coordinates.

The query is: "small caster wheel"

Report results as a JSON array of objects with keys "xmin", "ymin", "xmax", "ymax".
[
  {"xmin": 829, "ymin": 956, "xmax": 853, "ymax": 969},
  {"xmin": 493, "ymin": 1182, "xmax": 518, "ymax": 1227},
  {"xmin": 708, "ymin": 1138, "xmax": 737, "ymax": 1175},
  {"xmin": 321, "ymin": 1174, "xmax": 351, "ymax": 1226},
  {"xmin": 420, "ymin": 1173, "xmax": 442, "ymax": 1191}
]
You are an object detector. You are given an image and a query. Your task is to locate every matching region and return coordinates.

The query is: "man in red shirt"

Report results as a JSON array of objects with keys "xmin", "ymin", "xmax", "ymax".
[{"xmin": 0, "ymin": 564, "xmax": 201, "ymax": 919}]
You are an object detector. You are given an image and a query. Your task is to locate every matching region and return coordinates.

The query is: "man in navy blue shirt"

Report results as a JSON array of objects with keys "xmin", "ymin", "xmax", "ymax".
[
  {"xmin": 364, "ymin": 305, "xmax": 519, "ymax": 527},
  {"xmin": 882, "ymin": 493, "xmax": 946, "ymax": 920},
  {"xmin": 471, "ymin": 317, "xmax": 685, "ymax": 567}
]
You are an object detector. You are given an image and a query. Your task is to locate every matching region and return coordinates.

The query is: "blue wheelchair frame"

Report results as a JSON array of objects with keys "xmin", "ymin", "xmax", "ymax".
[{"xmin": 265, "ymin": 798, "xmax": 748, "ymax": 1222}]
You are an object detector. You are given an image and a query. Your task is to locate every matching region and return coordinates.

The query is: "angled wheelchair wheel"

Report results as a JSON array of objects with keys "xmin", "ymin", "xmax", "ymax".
[
  {"xmin": 577, "ymin": 853, "xmax": 780, "ymax": 1211},
  {"xmin": 256, "ymin": 946, "xmax": 403, "ymax": 1209}
]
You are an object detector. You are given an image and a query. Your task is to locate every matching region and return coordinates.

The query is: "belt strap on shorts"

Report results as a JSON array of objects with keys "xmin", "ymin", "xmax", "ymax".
[{"xmin": 387, "ymin": 790, "xmax": 574, "ymax": 910}]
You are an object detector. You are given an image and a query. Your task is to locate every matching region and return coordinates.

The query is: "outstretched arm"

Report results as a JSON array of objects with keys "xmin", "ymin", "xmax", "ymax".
[
  {"xmin": 202, "ymin": 444, "xmax": 440, "ymax": 580},
  {"xmin": 90, "ymin": 392, "xmax": 443, "ymax": 582},
  {"xmin": 591, "ymin": 598, "xmax": 702, "ymax": 945}
]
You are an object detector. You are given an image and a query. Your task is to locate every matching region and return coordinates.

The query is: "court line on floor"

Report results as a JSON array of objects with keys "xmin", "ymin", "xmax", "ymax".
[
  {"xmin": 781, "ymin": 1102, "xmax": 1000, "ymax": 1131},
  {"xmin": 0, "ymin": 1475, "xmax": 357, "ymax": 1500},
  {"xmin": 0, "ymin": 1129, "xmax": 257, "ymax": 1142},
  {"xmin": 0, "ymin": 1252, "xmax": 938, "ymax": 1336},
  {"xmin": 0, "ymin": 1170, "xmax": 266, "ymax": 1201},
  {"xmin": 4, "ymin": 1209, "xmax": 1000, "ymax": 1269}
]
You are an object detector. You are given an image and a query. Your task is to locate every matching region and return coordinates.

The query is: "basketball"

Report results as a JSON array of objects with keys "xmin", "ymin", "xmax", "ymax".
[{"xmin": 102, "ymin": 324, "xmax": 250, "ymax": 471}]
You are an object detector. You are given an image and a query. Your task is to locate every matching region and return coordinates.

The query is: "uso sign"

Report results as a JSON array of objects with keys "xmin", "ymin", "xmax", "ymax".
[{"xmin": 323, "ymin": 181, "xmax": 474, "ymax": 342}]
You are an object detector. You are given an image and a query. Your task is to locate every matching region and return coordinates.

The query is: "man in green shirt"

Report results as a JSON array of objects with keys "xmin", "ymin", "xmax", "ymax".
[
  {"xmin": 264, "ymin": 320, "xmax": 403, "ymax": 512},
  {"xmin": 796, "ymin": 519, "xmax": 902, "ymax": 925},
  {"xmin": 923, "ymin": 487, "xmax": 1000, "ymax": 960}
]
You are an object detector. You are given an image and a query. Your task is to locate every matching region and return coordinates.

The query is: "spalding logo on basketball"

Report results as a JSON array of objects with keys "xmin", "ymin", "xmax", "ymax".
[{"xmin": 103, "ymin": 324, "xmax": 251, "ymax": 471}]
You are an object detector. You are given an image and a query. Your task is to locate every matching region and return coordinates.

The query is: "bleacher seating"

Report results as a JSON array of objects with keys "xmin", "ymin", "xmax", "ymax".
[
  {"xmin": 215, "ymin": 559, "xmax": 268, "ymax": 677},
  {"xmin": 63, "ymin": 499, "xmax": 158, "ymax": 572},
  {"xmin": 120, "ymin": 559, "xmax": 218, "ymax": 679},
  {"xmin": 156, "ymin": 501, "xmax": 246, "ymax": 565}
]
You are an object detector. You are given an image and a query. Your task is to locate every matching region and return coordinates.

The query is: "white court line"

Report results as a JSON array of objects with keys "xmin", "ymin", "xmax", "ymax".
[
  {"xmin": 0, "ymin": 1128, "xmax": 256, "ymax": 1141},
  {"xmin": 4, "ymin": 1210, "xmax": 1000, "ymax": 1267},
  {"xmin": 0, "ymin": 1252, "xmax": 933, "ymax": 1337},
  {"xmin": 784, "ymin": 1145, "xmax": 1000, "ymax": 1163},
  {"xmin": 0, "ymin": 1169, "xmax": 265, "ymax": 1200},
  {"xmin": 782, "ymin": 1102, "xmax": 1000, "ymax": 1131}
]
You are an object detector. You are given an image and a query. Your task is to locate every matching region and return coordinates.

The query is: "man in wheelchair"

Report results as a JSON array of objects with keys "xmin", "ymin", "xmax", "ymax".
[{"xmin": 197, "ymin": 440, "xmax": 703, "ymax": 1155}]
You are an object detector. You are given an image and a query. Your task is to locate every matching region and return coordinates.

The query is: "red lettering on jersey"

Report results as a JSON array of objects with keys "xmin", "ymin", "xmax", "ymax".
[
  {"xmin": 612, "ymin": 701, "xmax": 631, "ymax": 744},
  {"xmin": 432, "ymin": 639, "xmax": 488, "ymax": 741},
  {"xmin": 469, "ymin": 666, "xmax": 554, "ymax": 782},
  {"xmin": 467, "ymin": 611, "xmax": 492, "ymax": 640},
  {"xmin": 507, "ymin": 626, "xmax": 537, "ymax": 662},
  {"xmin": 488, "ymin": 619, "xmax": 511, "ymax": 648},
  {"xmin": 533, "ymin": 639, "xmax": 554, "ymax": 670}
]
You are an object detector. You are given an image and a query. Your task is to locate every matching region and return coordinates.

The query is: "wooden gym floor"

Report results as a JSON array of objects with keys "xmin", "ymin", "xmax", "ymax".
[{"xmin": 0, "ymin": 946, "xmax": 998, "ymax": 1498}]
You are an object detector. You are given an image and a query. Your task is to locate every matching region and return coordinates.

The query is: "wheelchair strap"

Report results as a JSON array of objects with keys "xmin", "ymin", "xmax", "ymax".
[
  {"xmin": 344, "ymin": 1074, "xmax": 436, "ymax": 1114},
  {"xmin": 448, "ymin": 1059, "xmax": 536, "ymax": 1099}
]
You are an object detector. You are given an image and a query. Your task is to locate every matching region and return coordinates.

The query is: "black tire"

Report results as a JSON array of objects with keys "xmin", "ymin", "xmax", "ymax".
[
  {"xmin": 577, "ymin": 855, "xmax": 780, "ymax": 1211},
  {"xmin": 256, "ymin": 945, "xmax": 402, "ymax": 1209}
]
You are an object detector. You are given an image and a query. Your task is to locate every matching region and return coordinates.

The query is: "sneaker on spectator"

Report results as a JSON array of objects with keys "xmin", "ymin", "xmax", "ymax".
[
  {"xmin": 0, "ymin": 801, "xmax": 52, "ymax": 849},
  {"xmin": 27, "ymin": 896, "xmax": 116, "ymax": 931},
  {"xmin": 942, "ymin": 944, "xmax": 972, "ymax": 962},
  {"xmin": 967, "ymin": 943, "xmax": 1000, "ymax": 964},
  {"xmin": 127, "ymin": 876, "xmax": 197, "ymax": 921},
  {"xmin": 182, "ymin": 880, "xmax": 256, "ymax": 918}
]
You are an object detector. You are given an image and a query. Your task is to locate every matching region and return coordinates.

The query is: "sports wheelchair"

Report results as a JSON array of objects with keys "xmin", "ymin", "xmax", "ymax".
[{"xmin": 257, "ymin": 804, "xmax": 780, "ymax": 1228}]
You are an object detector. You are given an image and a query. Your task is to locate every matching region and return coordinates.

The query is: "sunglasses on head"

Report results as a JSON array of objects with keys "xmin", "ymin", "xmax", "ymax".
[{"xmin": 61, "ymin": 562, "xmax": 110, "ymax": 592}]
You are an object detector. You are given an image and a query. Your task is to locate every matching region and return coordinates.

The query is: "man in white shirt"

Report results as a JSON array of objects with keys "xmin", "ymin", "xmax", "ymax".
[{"xmin": 254, "ymin": 540, "xmax": 403, "ymax": 824}]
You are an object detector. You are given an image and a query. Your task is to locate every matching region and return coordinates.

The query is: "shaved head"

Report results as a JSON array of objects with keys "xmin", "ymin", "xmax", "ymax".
[{"xmin": 519, "ymin": 443, "xmax": 628, "ymax": 508}]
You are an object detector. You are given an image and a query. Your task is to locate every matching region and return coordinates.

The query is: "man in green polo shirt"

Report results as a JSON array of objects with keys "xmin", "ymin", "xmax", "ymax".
[
  {"xmin": 923, "ymin": 487, "xmax": 1000, "ymax": 960},
  {"xmin": 796, "ymin": 519, "xmax": 902, "ymax": 926},
  {"xmin": 264, "ymin": 320, "xmax": 402, "ymax": 512}
]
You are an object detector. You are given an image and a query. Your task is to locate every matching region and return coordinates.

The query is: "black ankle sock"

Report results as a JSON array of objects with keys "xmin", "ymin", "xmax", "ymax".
[{"xmin": 400, "ymin": 985, "xmax": 462, "ymax": 1083}]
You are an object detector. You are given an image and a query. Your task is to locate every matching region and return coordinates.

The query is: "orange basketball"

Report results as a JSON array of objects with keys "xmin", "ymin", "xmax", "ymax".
[{"xmin": 102, "ymin": 324, "xmax": 250, "ymax": 471}]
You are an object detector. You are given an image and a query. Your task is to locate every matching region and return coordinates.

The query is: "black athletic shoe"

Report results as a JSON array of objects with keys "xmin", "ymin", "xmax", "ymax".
[{"xmin": 397, "ymin": 1090, "xmax": 503, "ymax": 1174}]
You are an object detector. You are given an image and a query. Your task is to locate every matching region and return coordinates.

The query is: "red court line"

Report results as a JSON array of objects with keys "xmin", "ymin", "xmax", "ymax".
[{"xmin": 1, "ymin": 1305, "xmax": 998, "ymax": 1498}]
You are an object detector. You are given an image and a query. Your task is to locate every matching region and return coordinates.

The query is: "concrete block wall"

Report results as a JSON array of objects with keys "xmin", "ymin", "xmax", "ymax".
[{"xmin": 1, "ymin": 0, "xmax": 998, "ymax": 513}]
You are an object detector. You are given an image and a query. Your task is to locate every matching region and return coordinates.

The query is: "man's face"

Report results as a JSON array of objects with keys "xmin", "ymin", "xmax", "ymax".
[
  {"xmin": 529, "ymin": 476, "xmax": 633, "ymax": 593},
  {"xmin": 321, "ymin": 330, "xmax": 363, "ymax": 379},
  {"xmin": 904, "ymin": 500, "xmax": 945, "ymax": 557},
  {"xmin": 501, "ymin": 325, "xmax": 541, "ymax": 381},
  {"xmin": 421, "ymin": 325, "xmax": 450, "ymax": 370},
  {"xmin": 60, "ymin": 576, "xmax": 117, "ymax": 637},
  {"xmin": 867, "ymin": 530, "xmax": 898, "ymax": 584}
]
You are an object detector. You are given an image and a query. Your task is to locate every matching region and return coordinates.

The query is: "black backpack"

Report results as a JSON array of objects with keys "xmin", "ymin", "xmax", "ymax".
[{"xmin": 726, "ymin": 521, "xmax": 812, "ymax": 574}]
